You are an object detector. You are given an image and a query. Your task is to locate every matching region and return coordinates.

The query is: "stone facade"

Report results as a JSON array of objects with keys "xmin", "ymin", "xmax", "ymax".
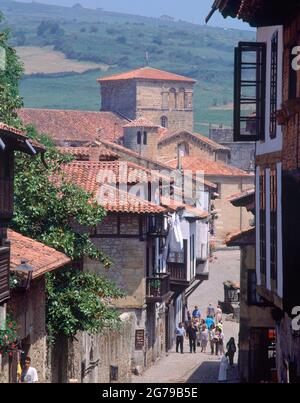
[
  {"xmin": 123, "ymin": 126, "xmax": 159, "ymax": 161},
  {"xmin": 47, "ymin": 313, "xmax": 135, "ymax": 383},
  {"xmin": 209, "ymin": 128, "xmax": 255, "ymax": 172},
  {"xmin": 101, "ymin": 79, "xmax": 194, "ymax": 132},
  {"xmin": 84, "ymin": 213, "xmax": 168, "ymax": 371},
  {"xmin": 158, "ymin": 132, "xmax": 229, "ymax": 164},
  {"xmin": 208, "ymin": 175, "xmax": 254, "ymax": 240}
]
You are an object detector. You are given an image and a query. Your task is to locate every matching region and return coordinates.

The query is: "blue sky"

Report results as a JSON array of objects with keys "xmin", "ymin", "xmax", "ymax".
[{"xmin": 17, "ymin": 0, "xmax": 252, "ymax": 30}]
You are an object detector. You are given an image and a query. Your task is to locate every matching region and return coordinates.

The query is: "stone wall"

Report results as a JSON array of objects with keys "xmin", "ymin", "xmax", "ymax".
[
  {"xmin": 86, "ymin": 214, "xmax": 147, "ymax": 309},
  {"xmin": 48, "ymin": 313, "xmax": 135, "ymax": 383},
  {"xmin": 158, "ymin": 137, "xmax": 217, "ymax": 164},
  {"xmin": 101, "ymin": 80, "xmax": 137, "ymax": 120},
  {"xmin": 123, "ymin": 126, "xmax": 159, "ymax": 160},
  {"xmin": 209, "ymin": 128, "xmax": 255, "ymax": 172},
  {"xmin": 209, "ymin": 175, "xmax": 254, "ymax": 241}
]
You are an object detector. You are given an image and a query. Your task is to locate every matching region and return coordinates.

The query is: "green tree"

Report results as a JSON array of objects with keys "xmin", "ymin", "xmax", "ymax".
[{"xmin": 0, "ymin": 11, "xmax": 24, "ymax": 127}]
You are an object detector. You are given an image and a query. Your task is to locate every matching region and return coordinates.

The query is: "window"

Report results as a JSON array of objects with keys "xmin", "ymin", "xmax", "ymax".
[
  {"xmin": 178, "ymin": 88, "xmax": 185, "ymax": 109},
  {"xmin": 161, "ymin": 116, "xmax": 168, "ymax": 128},
  {"xmin": 178, "ymin": 142, "xmax": 189, "ymax": 157},
  {"xmin": 169, "ymin": 88, "xmax": 176, "ymax": 110},
  {"xmin": 143, "ymin": 131, "xmax": 147, "ymax": 145},
  {"xmin": 137, "ymin": 131, "xmax": 141, "ymax": 145},
  {"xmin": 259, "ymin": 170, "xmax": 266, "ymax": 279},
  {"xmin": 270, "ymin": 32, "xmax": 278, "ymax": 138},
  {"xmin": 234, "ymin": 42, "xmax": 267, "ymax": 142},
  {"xmin": 289, "ymin": 44, "xmax": 298, "ymax": 100},
  {"xmin": 270, "ymin": 169, "xmax": 277, "ymax": 282}
]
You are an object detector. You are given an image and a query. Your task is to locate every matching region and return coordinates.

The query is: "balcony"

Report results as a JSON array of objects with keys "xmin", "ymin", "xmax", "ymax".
[
  {"xmin": 195, "ymin": 261, "xmax": 209, "ymax": 281},
  {"xmin": 146, "ymin": 274, "xmax": 171, "ymax": 304},
  {"xmin": 147, "ymin": 216, "xmax": 168, "ymax": 237},
  {"xmin": 167, "ymin": 242, "xmax": 190, "ymax": 288},
  {"xmin": 0, "ymin": 246, "xmax": 10, "ymax": 303}
]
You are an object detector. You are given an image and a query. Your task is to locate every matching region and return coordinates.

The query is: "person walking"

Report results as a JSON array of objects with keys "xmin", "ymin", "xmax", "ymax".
[
  {"xmin": 226, "ymin": 337, "xmax": 237, "ymax": 366},
  {"xmin": 206, "ymin": 303, "xmax": 215, "ymax": 319},
  {"xmin": 200, "ymin": 325, "xmax": 209, "ymax": 353},
  {"xmin": 192, "ymin": 305, "xmax": 201, "ymax": 320},
  {"xmin": 186, "ymin": 321, "xmax": 198, "ymax": 353},
  {"xmin": 215, "ymin": 305, "xmax": 223, "ymax": 324},
  {"xmin": 205, "ymin": 316, "xmax": 214, "ymax": 331},
  {"xmin": 20, "ymin": 356, "xmax": 38, "ymax": 383},
  {"xmin": 215, "ymin": 327, "xmax": 225, "ymax": 356},
  {"xmin": 208, "ymin": 324, "xmax": 216, "ymax": 355},
  {"xmin": 175, "ymin": 322, "xmax": 186, "ymax": 354},
  {"xmin": 218, "ymin": 354, "xmax": 229, "ymax": 383}
]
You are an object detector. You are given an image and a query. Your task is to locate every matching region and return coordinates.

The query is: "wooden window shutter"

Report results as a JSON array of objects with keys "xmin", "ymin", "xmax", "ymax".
[{"xmin": 234, "ymin": 42, "xmax": 267, "ymax": 142}]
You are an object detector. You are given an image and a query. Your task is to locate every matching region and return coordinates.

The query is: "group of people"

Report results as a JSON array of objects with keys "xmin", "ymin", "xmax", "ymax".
[{"xmin": 175, "ymin": 303, "xmax": 236, "ymax": 368}]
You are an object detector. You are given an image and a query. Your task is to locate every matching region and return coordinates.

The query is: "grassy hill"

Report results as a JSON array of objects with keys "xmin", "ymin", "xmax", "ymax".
[{"xmin": 0, "ymin": 0, "xmax": 255, "ymax": 134}]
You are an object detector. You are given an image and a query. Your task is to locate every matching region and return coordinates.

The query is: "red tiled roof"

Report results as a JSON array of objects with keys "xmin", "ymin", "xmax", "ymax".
[
  {"xmin": 124, "ymin": 118, "xmax": 159, "ymax": 128},
  {"xmin": 95, "ymin": 140, "xmax": 217, "ymax": 189},
  {"xmin": 8, "ymin": 230, "xmax": 71, "ymax": 279},
  {"xmin": 97, "ymin": 184, "xmax": 166, "ymax": 215},
  {"xmin": 167, "ymin": 156, "xmax": 254, "ymax": 177},
  {"xmin": 60, "ymin": 160, "xmax": 168, "ymax": 214},
  {"xmin": 18, "ymin": 108, "xmax": 128, "ymax": 144},
  {"xmin": 0, "ymin": 122, "xmax": 24, "ymax": 136},
  {"xmin": 57, "ymin": 146, "xmax": 118, "ymax": 161},
  {"xmin": 158, "ymin": 129, "xmax": 230, "ymax": 151},
  {"xmin": 98, "ymin": 67, "xmax": 197, "ymax": 83},
  {"xmin": 61, "ymin": 160, "xmax": 171, "ymax": 189}
]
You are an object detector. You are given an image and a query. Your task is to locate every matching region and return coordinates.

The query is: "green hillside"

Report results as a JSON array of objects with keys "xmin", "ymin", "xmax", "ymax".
[{"xmin": 0, "ymin": 0, "xmax": 255, "ymax": 134}]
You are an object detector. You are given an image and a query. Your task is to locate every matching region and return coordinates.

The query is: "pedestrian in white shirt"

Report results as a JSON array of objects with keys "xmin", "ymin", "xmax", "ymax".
[{"xmin": 20, "ymin": 356, "xmax": 38, "ymax": 383}]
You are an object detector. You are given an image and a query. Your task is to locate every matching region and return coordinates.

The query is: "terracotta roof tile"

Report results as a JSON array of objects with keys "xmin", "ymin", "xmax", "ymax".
[
  {"xmin": 98, "ymin": 67, "xmax": 197, "ymax": 83},
  {"xmin": 159, "ymin": 129, "xmax": 230, "ymax": 151},
  {"xmin": 95, "ymin": 140, "xmax": 217, "ymax": 189},
  {"xmin": 18, "ymin": 108, "xmax": 128, "ymax": 145},
  {"xmin": 8, "ymin": 230, "xmax": 71, "ymax": 279},
  {"xmin": 60, "ymin": 161, "xmax": 168, "ymax": 214},
  {"xmin": 124, "ymin": 118, "xmax": 159, "ymax": 128},
  {"xmin": 97, "ymin": 184, "xmax": 166, "ymax": 215},
  {"xmin": 160, "ymin": 196, "xmax": 209, "ymax": 219},
  {"xmin": 57, "ymin": 146, "xmax": 118, "ymax": 161},
  {"xmin": 167, "ymin": 156, "xmax": 254, "ymax": 177},
  {"xmin": 0, "ymin": 122, "xmax": 24, "ymax": 136}
]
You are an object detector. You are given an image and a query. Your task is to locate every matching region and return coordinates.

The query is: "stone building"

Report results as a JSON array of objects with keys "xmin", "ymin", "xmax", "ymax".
[
  {"xmin": 209, "ymin": 127, "xmax": 255, "ymax": 172},
  {"xmin": 98, "ymin": 67, "xmax": 196, "ymax": 132}
]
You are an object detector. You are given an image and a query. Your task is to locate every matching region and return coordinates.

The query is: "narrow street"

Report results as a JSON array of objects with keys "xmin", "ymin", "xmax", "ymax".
[{"xmin": 134, "ymin": 248, "xmax": 240, "ymax": 383}]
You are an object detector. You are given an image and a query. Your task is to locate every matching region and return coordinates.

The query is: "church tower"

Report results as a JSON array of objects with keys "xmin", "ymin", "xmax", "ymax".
[{"xmin": 98, "ymin": 67, "xmax": 196, "ymax": 132}]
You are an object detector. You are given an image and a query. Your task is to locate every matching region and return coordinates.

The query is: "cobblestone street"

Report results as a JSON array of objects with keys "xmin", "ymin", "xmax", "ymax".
[{"xmin": 134, "ymin": 248, "xmax": 240, "ymax": 383}]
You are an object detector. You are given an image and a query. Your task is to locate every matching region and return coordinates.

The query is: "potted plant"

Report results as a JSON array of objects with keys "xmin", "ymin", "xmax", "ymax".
[{"xmin": 149, "ymin": 279, "xmax": 161, "ymax": 297}]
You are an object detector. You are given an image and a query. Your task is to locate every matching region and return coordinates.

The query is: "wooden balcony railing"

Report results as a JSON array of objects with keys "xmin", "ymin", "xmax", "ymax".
[
  {"xmin": 0, "ymin": 246, "xmax": 10, "ymax": 303},
  {"xmin": 146, "ymin": 274, "xmax": 170, "ymax": 303}
]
